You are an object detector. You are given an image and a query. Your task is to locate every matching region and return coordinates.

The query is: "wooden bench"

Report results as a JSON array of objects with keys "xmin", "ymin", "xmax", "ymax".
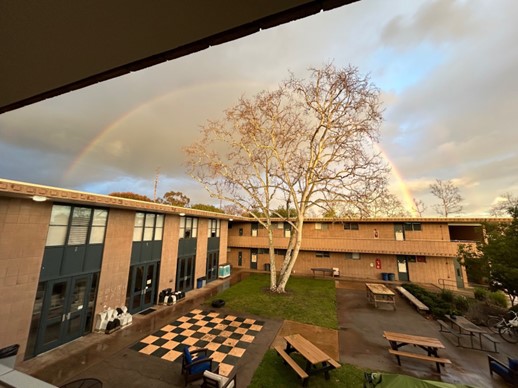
[
  {"xmin": 437, "ymin": 319, "xmax": 461, "ymax": 346},
  {"xmin": 388, "ymin": 348, "xmax": 451, "ymax": 373},
  {"xmin": 396, "ymin": 286, "xmax": 429, "ymax": 312},
  {"xmin": 310, "ymin": 268, "xmax": 334, "ymax": 278},
  {"xmin": 274, "ymin": 345, "xmax": 309, "ymax": 382},
  {"xmin": 481, "ymin": 333, "xmax": 499, "ymax": 353}
]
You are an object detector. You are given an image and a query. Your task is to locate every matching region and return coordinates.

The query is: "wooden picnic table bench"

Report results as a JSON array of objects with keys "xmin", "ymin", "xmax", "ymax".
[
  {"xmin": 384, "ymin": 331, "xmax": 451, "ymax": 373},
  {"xmin": 396, "ymin": 286, "xmax": 429, "ymax": 312},
  {"xmin": 310, "ymin": 268, "xmax": 334, "ymax": 278},
  {"xmin": 366, "ymin": 283, "xmax": 396, "ymax": 310},
  {"xmin": 276, "ymin": 333, "xmax": 340, "ymax": 386}
]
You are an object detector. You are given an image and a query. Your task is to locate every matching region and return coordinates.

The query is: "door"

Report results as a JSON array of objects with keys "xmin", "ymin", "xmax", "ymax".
[
  {"xmin": 206, "ymin": 251, "xmax": 219, "ymax": 283},
  {"xmin": 250, "ymin": 251, "xmax": 258, "ymax": 270},
  {"xmin": 35, "ymin": 274, "xmax": 93, "ymax": 355},
  {"xmin": 394, "ymin": 224, "xmax": 405, "ymax": 241},
  {"xmin": 128, "ymin": 262, "xmax": 158, "ymax": 314},
  {"xmin": 453, "ymin": 259, "xmax": 465, "ymax": 289},
  {"xmin": 396, "ymin": 256, "xmax": 409, "ymax": 281},
  {"xmin": 176, "ymin": 256, "xmax": 195, "ymax": 292}
]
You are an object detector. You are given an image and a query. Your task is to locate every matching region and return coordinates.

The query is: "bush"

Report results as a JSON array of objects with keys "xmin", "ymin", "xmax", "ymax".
[
  {"xmin": 487, "ymin": 291, "xmax": 509, "ymax": 308},
  {"xmin": 454, "ymin": 295, "xmax": 470, "ymax": 312},
  {"xmin": 474, "ymin": 287, "xmax": 488, "ymax": 301},
  {"xmin": 440, "ymin": 289, "xmax": 454, "ymax": 303},
  {"xmin": 401, "ymin": 283, "xmax": 469, "ymax": 319}
]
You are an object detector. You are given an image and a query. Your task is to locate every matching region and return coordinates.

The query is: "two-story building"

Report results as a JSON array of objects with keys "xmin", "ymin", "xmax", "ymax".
[{"xmin": 0, "ymin": 178, "xmax": 506, "ymax": 365}]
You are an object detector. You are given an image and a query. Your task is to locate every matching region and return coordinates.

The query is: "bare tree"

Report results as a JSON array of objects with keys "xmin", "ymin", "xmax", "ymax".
[
  {"xmin": 185, "ymin": 63, "xmax": 388, "ymax": 292},
  {"xmin": 429, "ymin": 179, "xmax": 463, "ymax": 217},
  {"xmin": 412, "ymin": 198, "xmax": 426, "ymax": 217},
  {"xmin": 329, "ymin": 189, "xmax": 408, "ymax": 218},
  {"xmin": 489, "ymin": 192, "xmax": 518, "ymax": 217}
]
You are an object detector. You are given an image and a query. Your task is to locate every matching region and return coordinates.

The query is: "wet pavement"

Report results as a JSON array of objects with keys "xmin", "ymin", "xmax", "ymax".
[{"xmin": 15, "ymin": 273, "xmax": 516, "ymax": 387}]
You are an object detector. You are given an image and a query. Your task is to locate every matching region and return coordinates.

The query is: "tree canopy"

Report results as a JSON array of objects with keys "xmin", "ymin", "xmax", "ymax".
[
  {"xmin": 185, "ymin": 63, "xmax": 388, "ymax": 292},
  {"xmin": 457, "ymin": 206, "xmax": 518, "ymax": 306},
  {"xmin": 109, "ymin": 192, "xmax": 153, "ymax": 202}
]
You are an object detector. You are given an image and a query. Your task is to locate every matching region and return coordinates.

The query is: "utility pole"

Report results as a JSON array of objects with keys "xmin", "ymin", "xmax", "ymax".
[{"xmin": 153, "ymin": 167, "xmax": 160, "ymax": 202}]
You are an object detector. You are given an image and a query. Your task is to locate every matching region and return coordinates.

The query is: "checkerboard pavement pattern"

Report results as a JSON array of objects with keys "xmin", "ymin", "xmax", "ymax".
[{"xmin": 130, "ymin": 309, "xmax": 264, "ymax": 376}]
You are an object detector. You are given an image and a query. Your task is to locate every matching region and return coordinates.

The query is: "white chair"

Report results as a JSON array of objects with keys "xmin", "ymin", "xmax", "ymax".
[{"xmin": 201, "ymin": 370, "xmax": 237, "ymax": 388}]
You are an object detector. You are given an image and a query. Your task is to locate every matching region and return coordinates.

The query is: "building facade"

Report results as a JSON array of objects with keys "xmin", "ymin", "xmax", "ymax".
[
  {"xmin": 226, "ymin": 218, "xmax": 488, "ymax": 288},
  {"xmin": 0, "ymin": 179, "xmax": 230, "ymax": 363},
  {"xmin": 0, "ymin": 178, "xmax": 507, "ymax": 365}
]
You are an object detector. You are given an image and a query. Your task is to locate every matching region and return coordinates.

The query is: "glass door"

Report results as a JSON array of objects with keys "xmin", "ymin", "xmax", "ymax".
[
  {"xmin": 206, "ymin": 252, "xmax": 219, "ymax": 282},
  {"xmin": 176, "ymin": 256, "xmax": 195, "ymax": 292},
  {"xmin": 127, "ymin": 263, "xmax": 158, "ymax": 314},
  {"xmin": 35, "ymin": 274, "xmax": 93, "ymax": 355},
  {"xmin": 396, "ymin": 256, "xmax": 409, "ymax": 281}
]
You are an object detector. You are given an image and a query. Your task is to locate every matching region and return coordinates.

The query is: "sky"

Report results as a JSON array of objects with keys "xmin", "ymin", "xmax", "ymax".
[{"xmin": 1, "ymin": 0, "xmax": 518, "ymax": 217}]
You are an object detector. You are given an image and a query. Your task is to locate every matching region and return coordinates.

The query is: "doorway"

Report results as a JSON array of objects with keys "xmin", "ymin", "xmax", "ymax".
[
  {"xmin": 34, "ymin": 273, "xmax": 97, "ymax": 355},
  {"xmin": 176, "ymin": 255, "xmax": 195, "ymax": 292},
  {"xmin": 396, "ymin": 256, "xmax": 409, "ymax": 281},
  {"xmin": 127, "ymin": 262, "xmax": 158, "ymax": 314}
]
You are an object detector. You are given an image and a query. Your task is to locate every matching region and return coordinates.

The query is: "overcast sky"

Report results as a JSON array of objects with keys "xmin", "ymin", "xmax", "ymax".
[{"xmin": 1, "ymin": 0, "xmax": 517, "ymax": 217}]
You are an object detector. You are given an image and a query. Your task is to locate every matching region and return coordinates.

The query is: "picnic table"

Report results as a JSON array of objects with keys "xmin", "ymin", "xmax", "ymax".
[
  {"xmin": 275, "ymin": 333, "xmax": 340, "ymax": 386},
  {"xmin": 443, "ymin": 315, "xmax": 498, "ymax": 352},
  {"xmin": 310, "ymin": 267, "xmax": 334, "ymax": 278},
  {"xmin": 383, "ymin": 331, "xmax": 451, "ymax": 372},
  {"xmin": 366, "ymin": 283, "xmax": 396, "ymax": 310}
]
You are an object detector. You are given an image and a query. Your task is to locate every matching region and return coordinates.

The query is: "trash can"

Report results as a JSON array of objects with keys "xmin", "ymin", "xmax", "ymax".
[
  {"xmin": 381, "ymin": 272, "xmax": 389, "ymax": 281},
  {"xmin": 264, "ymin": 263, "xmax": 271, "ymax": 271},
  {"xmin": 0, "ymin": 344, "xmax": 19, "ymax": 368},
  {"xmin": 196, "ymin": 277, "xmax": 203, "ymax": 289},
  {"xmin": 388, "ymin": 273, "xmax": 395, "ymax": 281}
]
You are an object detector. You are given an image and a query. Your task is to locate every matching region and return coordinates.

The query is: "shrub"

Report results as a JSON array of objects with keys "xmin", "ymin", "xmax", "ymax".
[
  {"xmin": 474, "ymin": 287, "xmax": 488, "ymax": 301},
  {"xmin": 440, "ymin": 289, "xmax": 454, "ymax": 303},
  {"xmin": 487, "ymin": 291, "xmax": 509, "ymax": 308},
  {"xmin": 454, "ymin": 295, "xmax": 470, "ymax": 313}
]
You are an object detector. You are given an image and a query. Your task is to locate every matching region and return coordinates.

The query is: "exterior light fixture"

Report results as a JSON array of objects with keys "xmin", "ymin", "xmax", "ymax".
[
  {"xmin": 179, "ymin": 213, "xmax": 185, "ymax": 216},
  {"xmin": 32, "ymin": 195, "xmax": 47, "ymax": 202},
  {"xmin": 229, "ymin": 218, "xmax": 233, "ymax": 222}
]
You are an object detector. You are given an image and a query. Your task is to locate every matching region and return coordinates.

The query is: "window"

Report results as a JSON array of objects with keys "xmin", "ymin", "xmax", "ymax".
[
  {"xmin": 239, "ymin": 228, "xmax": 243, "ymax": 236},
  {"xmin": 251, "ymin": 223, "xmax": 258, "ymax": 237},
  {"xmin": 208, "ymin": 219, "xmax": 220, "ymax": 238},
  {"xmin": 345, "ymin": 252, "xmax": 360, "ymax": 260},
  {"xmin": 46, "ymin": 205, "xmax": 108, "ymax": 246},
  {"xmin": 179, "ymin": 216, "xmax": 198, "ymax": 239},
  {"xmin": 90, "ymin": 209, "xmax": 108, "ymax": 244},
  {"xmin": 316, "ymin": 252, "xmax": 330, "ymax": 258},
  {"xmin": 416, "ymin": 256, "xmax": 427, "ymax": 263},
  {"xmin": 258, "ymin": 248, "xmax": 268, "ymax": 254},
  {"xmin": 46, "ymin": 205, "xmax": 71, "ymax": 246},
  {"xmin": 404, "ymin": 222, "xmax": 422, "ymax": 231},
  {"xmin": 343, "ymin": 222, "xmax": 359, "ymax": 230},
  {"xmin": 315, "ymin": 223, "xmax": 329, "ymax": 230},
  {"xmin": 277, "ymin": 222, "xmax": 284, "ymax": 229},
  {"xmin": 134, "ymin": 212, "xmax": 164, "ymax": 241},
  {"xmin": 284, "ymin": 223, "xmax": 291, "ymax": 238}
]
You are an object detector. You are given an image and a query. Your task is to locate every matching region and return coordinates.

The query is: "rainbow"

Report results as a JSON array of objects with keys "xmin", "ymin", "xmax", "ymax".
[
  {"xmin": 375, "ymin": 144, "xmax": 416, "ymax": 216},
  {"xmin": 64, "ymin": 85, "xmax": 416, "ymax": 216},
  {"xmin": 63, "ymin": 80, "xmax": 266, "ymax": 181}
]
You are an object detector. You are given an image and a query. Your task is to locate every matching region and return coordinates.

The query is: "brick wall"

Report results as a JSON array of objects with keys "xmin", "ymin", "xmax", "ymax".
[{"xmin": 0, "ymin": 198, "xmax": 51, "ymax": 362}]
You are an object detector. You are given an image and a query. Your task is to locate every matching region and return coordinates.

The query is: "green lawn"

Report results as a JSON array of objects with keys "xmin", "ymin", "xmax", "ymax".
[
  {"xmin": 249, "ymin": 349, "xmax": 367, "ymax": 388},
  {"xmin": 207, "ymin": 273, "xmax": 338, "ymax": 329},
  {"xmin": 206, "ymin": 274, "xmax": 371, "ymax": 386}
]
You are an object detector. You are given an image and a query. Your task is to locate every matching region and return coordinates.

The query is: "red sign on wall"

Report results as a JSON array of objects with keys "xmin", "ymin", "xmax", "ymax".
[{"xmin": 375, "ymin": 258, "xmax": 381, "ymax": 269}]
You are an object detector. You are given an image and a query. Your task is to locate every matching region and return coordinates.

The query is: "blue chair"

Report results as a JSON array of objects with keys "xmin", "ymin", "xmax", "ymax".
[
  {"xmin": 488, "ymin": 354, "xmax": 518, "ymax": 386},
  {"xmin": 181, "ymin": 346, "xmax": 214, "ymax": 386}
]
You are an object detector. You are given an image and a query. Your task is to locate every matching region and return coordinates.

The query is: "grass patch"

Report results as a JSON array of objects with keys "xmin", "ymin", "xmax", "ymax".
[
  {"xmin": 249, "ymin": 349, "xmax": 367, "ymax": 388},
  {"xmin": 208, "ymin": 274, "xmax": 338, "ymax": 329}
]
